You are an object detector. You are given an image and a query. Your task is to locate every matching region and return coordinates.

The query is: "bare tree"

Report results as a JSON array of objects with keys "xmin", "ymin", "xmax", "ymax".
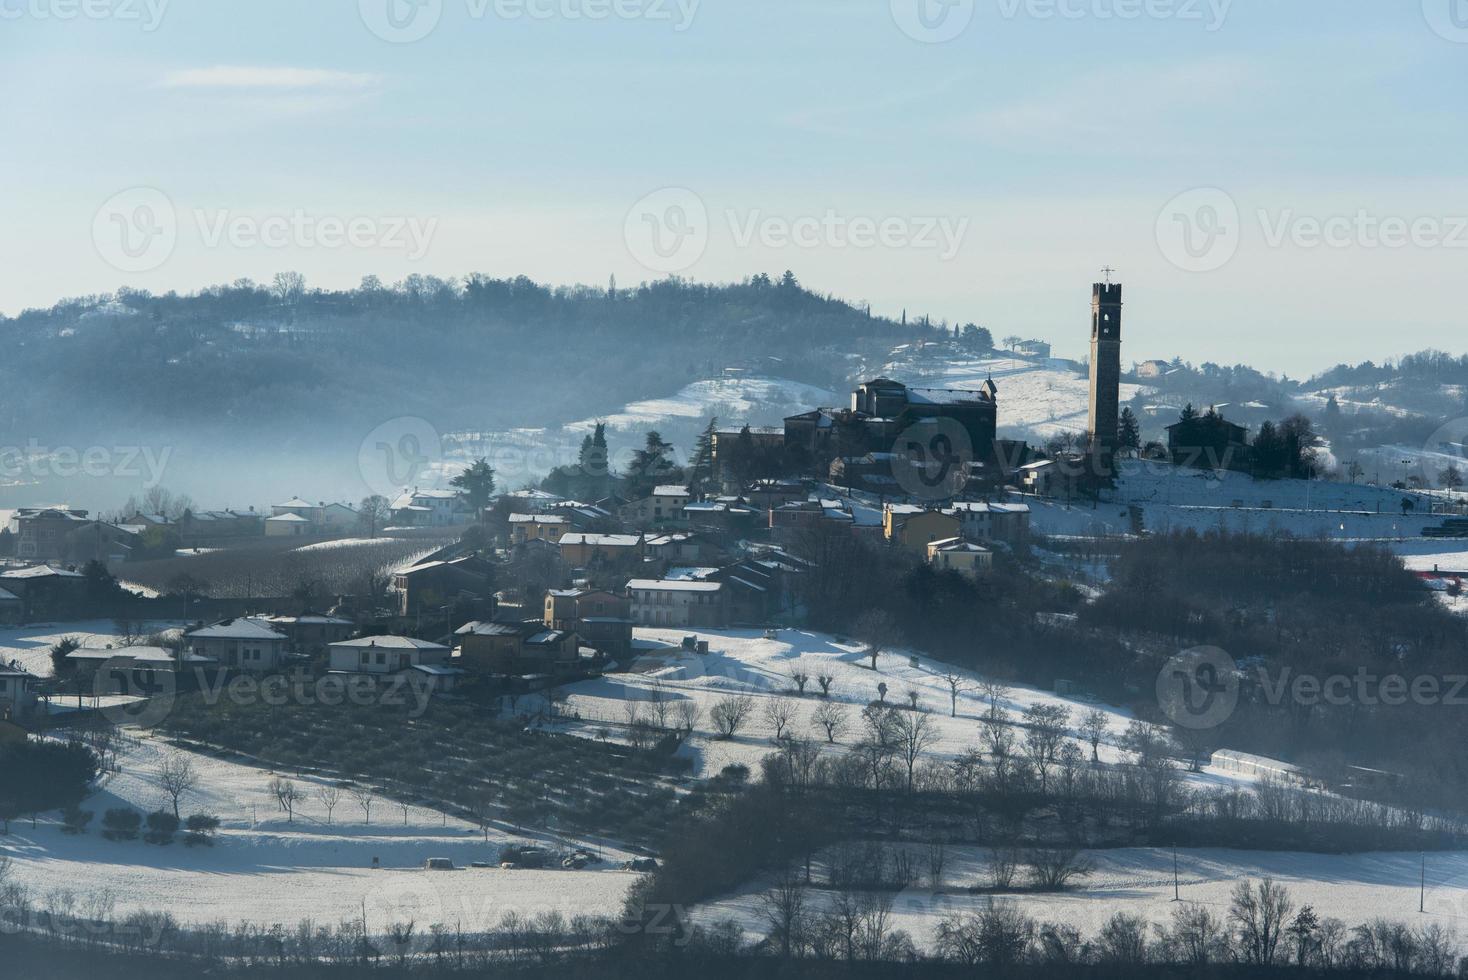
[
  {"xmin": 647, "ymin": 681, "xmax": 672, "ymax": 731},
  {"xmin": 891, "ymin": 709, "xmax": 938, "ymax": 792},
  {"xmin": 811, "ymin": 701, "xmax": 849, "ymax": 743},
  {"xmin": 942, "ymin": 673, "xmax": 965, "ymax": 718},
  {"xmin": 1078, "ymin": 708, "xmax": 1110, "ymax": 763},
  {"xmin": 816, "ymin": 674, "xmax": 834, "ymax": 697},
  {"xmin": 1026, "ymin": 847, "xmax": 1094, "ymax": 891},
  {"xmin": 357, "ymin": 495, "xmax": 390, "ymax": 539},
  {"xmin": 854, "ymin": 609, "xmax": 900, "ymax": 671},
  {"xmin": 315, "ymin": 784, "xmax": 342, "ymax": 825},
  {"xmin": 760, "ymin": 870, "xmax": 808, "ymax": 960},
  {"xmin": 156, "ymin": 751, "xmax": 199, "ymax": 819},
  {"xmin": 987, "ymin": 845, "xmax": 1021, "ymax": 890},
  {"xmin": 789, "ymin": 668, "xmax": 810, "ymax": 695},
  {"xmin": 763, "ymin": 698, "xmax": 797, "ymax": 742},
  {"xmin": 1230, "ymin": 878, "xmax": 1294, "ymax": 966},
  {"xmin": 978, "ymin": 678, "xmax": 1006, "ymax": 722},
  {"xmin": 350, "ymin": 786, "xmax": 376, "ymax": 824},
  {"xmin": 710, "ymin": 695, "xmax": 755, "ymax": 739},
  {"xmin": 1020, "ymin": 703, "xmax": 1070, "ymax": 794},
  {"xmin": 673, "ymin": 699, "xmax": 702, "ymax": 735},
  {"xmin": 270, "ymin": 777, "xmax": 302, "ymax": 823},
  {"xmin": 926, "ymin": 840, "xmax": 948, "ymax": 890},
  {"xmin": 470, "ymin": 794, "xmax": 495, "ymax": 843},
  {"xmin": 905, "ymin": 689, "xmax": 922, "ymax": 711}
]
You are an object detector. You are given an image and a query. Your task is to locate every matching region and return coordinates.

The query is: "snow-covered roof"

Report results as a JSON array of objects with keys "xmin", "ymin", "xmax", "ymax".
[
  {"xmin": 276, "ymin": 497, "xmax": 315, "ymax": 508},
  {"xmin": 0, "ymin": 587, "xmax": 19, "ymax": 602},
  {"xmin": 411, "ymin": 664, "xmax": 466, "ymax": 676},
  {"xmin": 653, "ymin": 485, "xmax": 691, "ymax": 497},
  {"xmin": 266, "ymin": 513, "xmax": 312, "ymax": 523},
  {"xmin": 945, "ymin": 502, "xmax": 1032, "ymax": 515},
  {"xmin": 929, "ymin": 537, "xmax": 990, "ymax": 553},
  {"xmin": 510, "ymin": 514, "xmax": 567, "ymax": 524},
  {"xmin": 1, "ymin": 565, "xmax": 84, "ymax": 579},
  {"xmin": 187, "ymin": 619, "xmax": 287, "ymax": 641},
  {"xmin": 330, "ymin": 635, "xmax": 448, "ymax": 651},
  {"xmin": 626, "ymin": 579, "xmax": 722, "ymax": 593},
  {"xmin": 560, "ymin": 533, "xmax": 641, "ymax": 547}
]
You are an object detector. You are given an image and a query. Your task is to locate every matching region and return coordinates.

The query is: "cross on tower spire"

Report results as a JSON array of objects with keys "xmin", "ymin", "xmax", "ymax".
[{"xmin": 1100, "ymin": 265, "xmax": 1117, "ymax": 283}]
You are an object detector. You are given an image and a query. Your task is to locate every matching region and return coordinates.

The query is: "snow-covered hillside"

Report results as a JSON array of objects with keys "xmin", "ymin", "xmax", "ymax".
[
  {"xmin": 553, "ymin": 627, "xmax": 1254, "ymax": 796},
  {"xmin": 2, "ymin": 734, "xmax": 635, "ymax": 931}
]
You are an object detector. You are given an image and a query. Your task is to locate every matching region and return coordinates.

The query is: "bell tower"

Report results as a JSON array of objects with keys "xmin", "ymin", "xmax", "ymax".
[{"xmin": 1087, "ymin": 275, "xmax": 1122, "ymax": 453}]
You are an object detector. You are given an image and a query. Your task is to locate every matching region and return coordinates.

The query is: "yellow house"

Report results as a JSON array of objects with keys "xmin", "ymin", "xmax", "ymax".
[
  {"xmin": 509, "ymin": 514, "xmax": 572, "ymax": 545},
  {"xmin": 883, "ymin": 505, "xmax": 961, "ymax": 556},
  {"xmin": 927, "ymin": 537, "xmax": 994, "ymax": 580},
  {"xmin": 558, "ymin": 533, "xmax": 644, "ymax": 567}
]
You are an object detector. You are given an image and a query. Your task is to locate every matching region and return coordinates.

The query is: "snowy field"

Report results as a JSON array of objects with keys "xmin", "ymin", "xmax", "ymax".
[
  {"xmin": 564, "ymin": 376, "xmax": 836, "ymax": 435},
  {"xmin": 554, "ymin": 628, "xmax": 1253, "ymax": 795},
  {"xmin": 693, "ymin": 845, "xmax": 1468, "ymax": 947},
  {"xmin": 1, "ymin": 734, "xmax": 636, "ymax": 932},
  {"xmin": 0, "ymin": 620, "xmax": 185, "ymax": 678}
]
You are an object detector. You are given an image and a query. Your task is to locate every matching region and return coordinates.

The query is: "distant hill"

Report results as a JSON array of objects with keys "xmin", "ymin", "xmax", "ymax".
[{"xmin": 3, "ymin": 272, "xmax": 1464, "ymax": 506}]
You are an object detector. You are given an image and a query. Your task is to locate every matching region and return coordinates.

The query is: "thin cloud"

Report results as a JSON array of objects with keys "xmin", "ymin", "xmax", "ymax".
[{"xmin": 161, "ymin": 67, "xmax": 380, "ymax": 91}]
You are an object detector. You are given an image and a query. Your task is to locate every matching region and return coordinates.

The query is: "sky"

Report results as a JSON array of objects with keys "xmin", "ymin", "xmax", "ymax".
[{"xmin": 1, "ymin": 0, "xmax": 1465, "ymax": 378}]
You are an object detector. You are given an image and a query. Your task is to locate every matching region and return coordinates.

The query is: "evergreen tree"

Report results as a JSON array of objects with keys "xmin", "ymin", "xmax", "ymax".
[
  {"xmin": 449, "ymin": 458, "xmax": 497, "ymax": 512},
  {"xmin": 1117, "ymin": 408, "xmax": 1141, "ymax": 451},
  {"xmin": 689, "ymin": 417, "xmax": 718, "ymax": 489}
]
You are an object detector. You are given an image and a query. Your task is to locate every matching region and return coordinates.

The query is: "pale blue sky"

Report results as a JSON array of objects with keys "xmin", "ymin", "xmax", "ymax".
[{"xmin": 2, "ymin": 0, "xmax": 1465, "ymax": 376}]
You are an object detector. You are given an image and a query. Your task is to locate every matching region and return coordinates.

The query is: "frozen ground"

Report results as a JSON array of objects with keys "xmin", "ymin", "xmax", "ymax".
[
  {"xmin": 694, "ymin": 845, "xmax": 1468, "ymax": 948},
  {"xmin": 553, "ymin": 627, "xmax": 1254, "ymax": 795},
  {"xmin": 0, "ymin": 620, "xmax": 185, "ymax": 678},
  {"xmin": 1, "ymin": 734, "xmax": 636, "ymax": 932}
]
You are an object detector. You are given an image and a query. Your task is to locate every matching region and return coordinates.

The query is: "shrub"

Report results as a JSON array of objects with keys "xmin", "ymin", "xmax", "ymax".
[
  {"xmin": 60, "ymin": 806, "xmax": 93, "ymax": 835},
  {"xmin": 184, "ymin": 813, "xmax": 220, "ymax": 847},
  {"xmin": 102, "ymin": 807, "xmax": 142, "ymax": 841},
  {"xmin": 144, "ymin": 810, "xmax": 180, "ymax": 845}
]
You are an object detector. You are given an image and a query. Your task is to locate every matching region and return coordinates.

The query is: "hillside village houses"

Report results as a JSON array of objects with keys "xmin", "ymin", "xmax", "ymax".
[
  {"xmin": 628, "ymin": 578, "xmax": 725, "ymax": 628},
  {"xmin": 268, "ymin": 497, "xmax": 359, "ymax": 536}
]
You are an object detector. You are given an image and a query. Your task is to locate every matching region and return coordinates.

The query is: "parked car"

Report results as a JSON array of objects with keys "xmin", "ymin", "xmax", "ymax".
[{"xmin": 424, "ymin": 857, "xmax": 455, "ymax": 870}]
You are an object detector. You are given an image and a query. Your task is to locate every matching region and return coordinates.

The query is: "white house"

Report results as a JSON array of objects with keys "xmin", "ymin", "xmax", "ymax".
[
  {"xmin": 390, "ymin": 489, "xmax": 473, "ymax": 527},
  {"xmin": 185, "ymin": 619, "xmax": 290, "ymax": 670},
  {"xmin": 265, "ymin": 512, "xmax": 315, "ymax": 537},
  {"xmin": 942, "ymin": 501, "xmax": 1031, "ymax": 543},
  {"xmin": 328, "ymin": 635, "xmax": 451, "ymax": 675},
  {"xmin": 0, "ymin": 662, "xmax": 38, "ymax": 719},
  {"xmin": 626, "ymin": 578, "xmax": 725, "ymax": 627}
]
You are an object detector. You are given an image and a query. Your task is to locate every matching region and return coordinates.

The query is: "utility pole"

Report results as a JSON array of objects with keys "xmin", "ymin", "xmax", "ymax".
[
  {"xmin": 1420, "ymin": 852, "xmax": 1426, "ymax": 913},
  {"xmin": 1172, "ymin": 845, "xmax": 1180, "ymax": 902}
]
